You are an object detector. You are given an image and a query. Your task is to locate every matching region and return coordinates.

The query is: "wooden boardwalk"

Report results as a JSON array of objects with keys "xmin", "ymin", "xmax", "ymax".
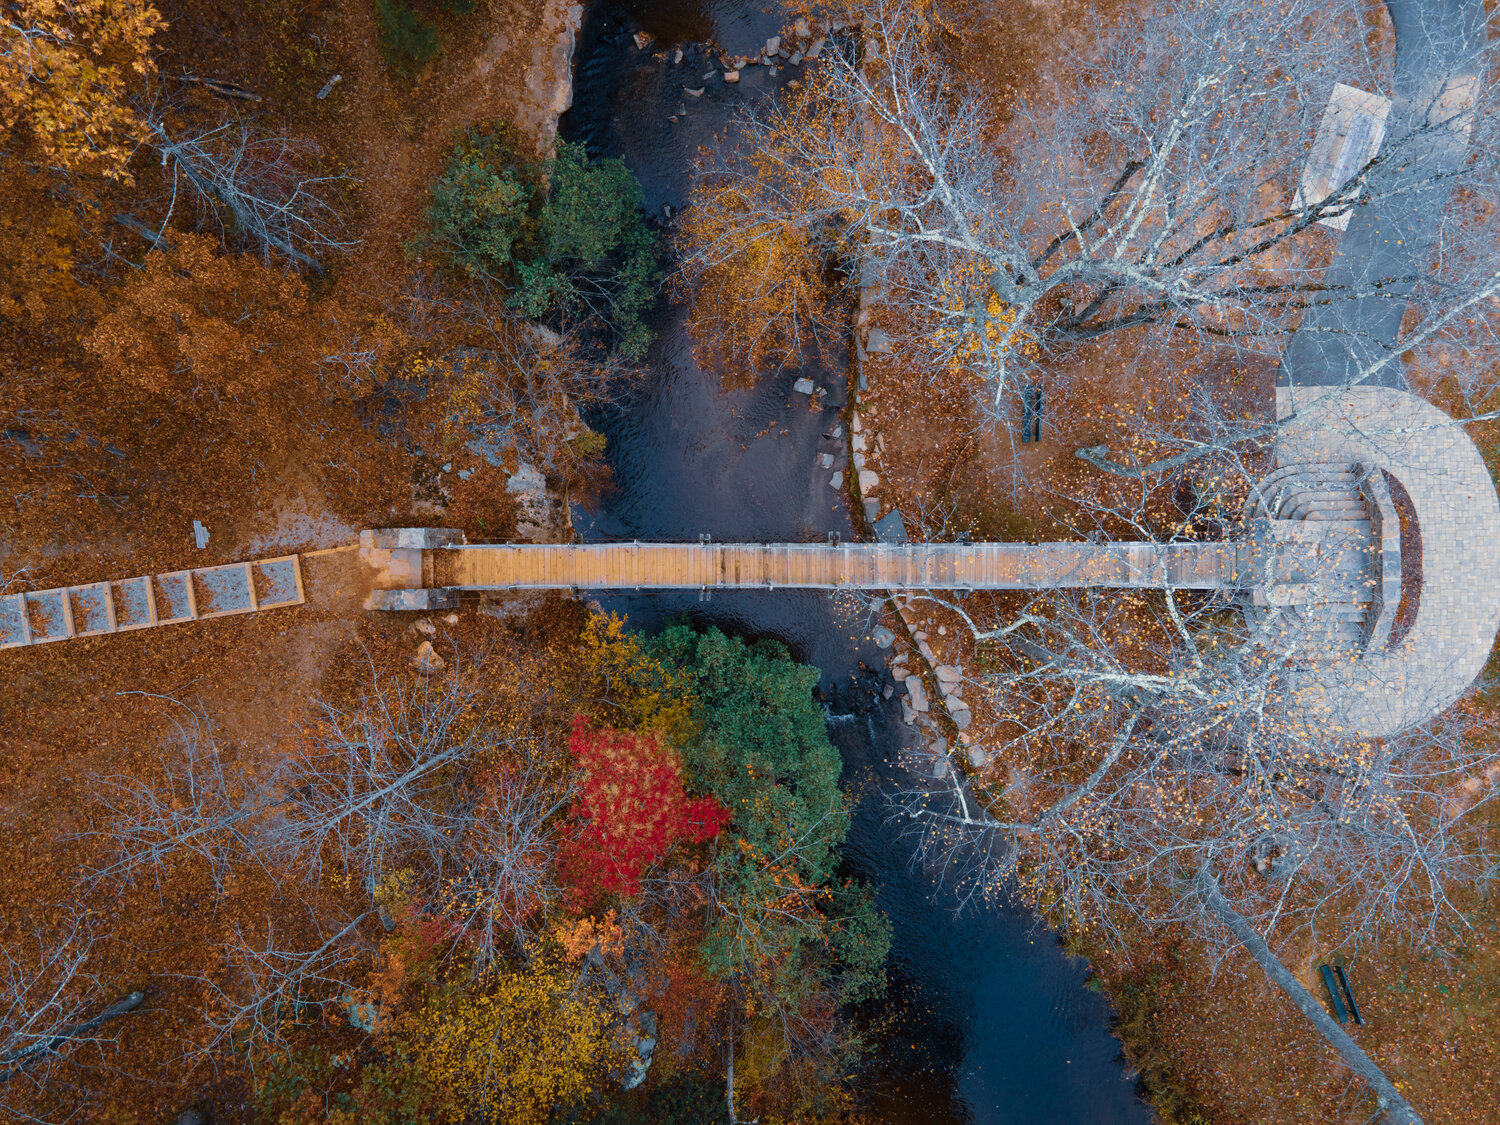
[{"xmin": 435, "ymin": 540, "xmax": 1250, "ymax": 591}]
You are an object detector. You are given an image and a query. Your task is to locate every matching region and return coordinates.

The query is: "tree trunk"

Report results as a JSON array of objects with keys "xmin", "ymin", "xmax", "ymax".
[
  {"xmin": 1196, "ymin": 872, "xmax": 1423, "ymax": 1125},
  {"xmin": 1074, "ymin": 427, "xmax": 1277, "ymax": 479},
  {"xmin": 0, "ymin": 990, "xmax": 145, "ymax": 1083}
]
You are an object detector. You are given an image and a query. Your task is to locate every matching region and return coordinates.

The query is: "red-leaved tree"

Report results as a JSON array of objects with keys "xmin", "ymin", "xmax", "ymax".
[{"xmin": 558, "ymin": 719, "xmax": 730, "ymax": 903}]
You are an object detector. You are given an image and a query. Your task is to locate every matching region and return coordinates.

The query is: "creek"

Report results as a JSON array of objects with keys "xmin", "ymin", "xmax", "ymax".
[{"xmin": 560, "ymin": 3, "xmax": 1154, "ymax": 1120}]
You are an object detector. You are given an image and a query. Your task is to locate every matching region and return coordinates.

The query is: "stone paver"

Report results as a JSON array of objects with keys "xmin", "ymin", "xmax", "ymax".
[{"xmin": 0, "ymin": 555, "xmax": 306, "ymax": 649}]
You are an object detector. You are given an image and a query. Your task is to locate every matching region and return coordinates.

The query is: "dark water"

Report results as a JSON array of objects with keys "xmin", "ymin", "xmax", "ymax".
[{"xmin": 562, "ymin": 5, "xmax": 1154, "ymax": 1121}]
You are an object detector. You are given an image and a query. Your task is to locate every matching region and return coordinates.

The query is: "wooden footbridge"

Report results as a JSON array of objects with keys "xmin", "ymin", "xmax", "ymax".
[
  {"xmin": 430, "ymin": 539, "xmax": 1248, "ymax": 591},
  {"xmin": 360, "ymin": 528, "xmax": 1251, "ymax": 603}
]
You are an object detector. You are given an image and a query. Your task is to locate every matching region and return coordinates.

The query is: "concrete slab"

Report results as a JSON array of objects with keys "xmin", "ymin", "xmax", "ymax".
[
  {"xmin": 68, "ymin": 583, "xmax": 115, "ymax": 637},
  {"xmin": 251, "ymin": 556, "xmax": 305, "ymax": 608},
  {"xmin": 153, "ymin": 572, "xmax": 196, "ymax": 624},
  {"xmin": 0, "ymin": 594, "xmax": 29, "ymax": 648},
  {"xmin": 192, "ymin": 563, "xmax": 257, "ymax": 619},
  {"xmin": 369, "ymin": 588, "xmax": 461, "ymax": 611},
  {"xmin": 367, "ymin": 528, "xmax": 464, "ymax": 550},
  {"xmin": 111, "ymin": 577, "xmax": 157, "ymax": 630},
  {"xmin": 25, "ymin": 589, "xmax": 72, "ymax": 642},
  {"xmin": 1296, "ymin": 83, "xmax": 1391, "ymax": 231}
]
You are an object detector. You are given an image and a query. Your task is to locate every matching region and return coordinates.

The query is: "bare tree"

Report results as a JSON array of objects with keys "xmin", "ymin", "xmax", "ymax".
[
  {"xmin": 81, "ymin": 645, "xmax": 576, "ymax": 1069},
  {"xmin": 0, "ymin": 915, "xmax": 143, "ymax": 1107},
  {"xmin": 692, "ymin": 0, "xmax": 1500, "ymax": 439},
  {"xmin": 144, "ymin": 108, "xmax": 357, "ymax": 269},
  {"xmin": 180, "ymin": 908, "xmax": 371, "ymax": 1066},
  {"xmin": 266, "ymin": 648, "xmax": 572, "ymax": 961},
  {"xmin": 888, "ymin": 552, "xmax": 1495, "ymax": 1122},
  {"xmin": 84, "ymin": 694, "xmax": 281, "ymax": 895}
]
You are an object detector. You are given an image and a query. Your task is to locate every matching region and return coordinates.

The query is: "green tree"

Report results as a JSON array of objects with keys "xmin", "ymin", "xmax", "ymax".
[
  {"xmin": 646, "ymin": 626, "xmax": 888, "ymax": 1116},
  {"xmin": 375, "ymin": 0, "xmax": 440, "ymax": 72},
  {"xmin": 423, "ymin": 132, "xmax": 659, "ymax": 358},
  {"xmin": 649, "ymin": 626, "xmax": 888, "ymax": 1002},
  {"xmin": 424, "ymin": 130, "xmax": 532, "ymax": 273}
]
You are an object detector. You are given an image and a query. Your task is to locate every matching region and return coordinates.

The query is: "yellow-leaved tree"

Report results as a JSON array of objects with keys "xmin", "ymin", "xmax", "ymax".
[
  {"xmin": 407, "ymin": 956, "xmax": 615, "ymax": 1125},
  {"xmin": 1, "ymin": 0, "xmax": 165, "ymax": 179}
]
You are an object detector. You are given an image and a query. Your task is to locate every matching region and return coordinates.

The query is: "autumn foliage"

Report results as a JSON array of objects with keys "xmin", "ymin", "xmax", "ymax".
[
  {"xmin": 556, "ymin": 718, "xmax": 730, "ymax": 903},
  {"xmin": 0, "ymin": 0, "xmax": 165, "ymax": 179}
]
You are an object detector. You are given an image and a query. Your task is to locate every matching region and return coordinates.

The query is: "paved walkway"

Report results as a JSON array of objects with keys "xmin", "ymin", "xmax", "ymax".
[
  {"xmin": 1275, "ymin": 385, "xmax": 1500, "ymax": 737},
  {"xmin": 1279, "ymin": 0, "xmax": 1484, "ymax": 392},
  {"xmin": 0, "ymin": 555, "xmax": 306, "ymax": 649}
]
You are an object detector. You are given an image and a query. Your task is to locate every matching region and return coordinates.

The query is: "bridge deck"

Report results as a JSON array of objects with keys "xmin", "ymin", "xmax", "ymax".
[{"xmin": 435, "ymin": 541, "xmax": 1248, "ymax": 591}]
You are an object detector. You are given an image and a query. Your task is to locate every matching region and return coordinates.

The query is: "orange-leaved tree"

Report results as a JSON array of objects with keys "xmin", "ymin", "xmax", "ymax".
[
  {"xmin": 82, "ymin": 232, "xmax": 330, "ymax": 415},
  {"xmin": 680, "ymin": 78, "xmax": 853, "ymax": 384}
]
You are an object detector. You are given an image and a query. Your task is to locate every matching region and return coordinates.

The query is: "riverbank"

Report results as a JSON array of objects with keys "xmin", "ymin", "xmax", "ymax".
[{"xmin": 560, "ymin": 4, "xmax": 1153, "ymax": 1121}]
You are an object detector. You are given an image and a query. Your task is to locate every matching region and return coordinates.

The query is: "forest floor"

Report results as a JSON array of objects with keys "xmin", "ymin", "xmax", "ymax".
[
  {"xmin": 0, "ymin": 1, "xmax": 582, "ymax": 1117},
  {"xmin": 1, "ymin": 0, "xmax": 578, "ymax": 767}
]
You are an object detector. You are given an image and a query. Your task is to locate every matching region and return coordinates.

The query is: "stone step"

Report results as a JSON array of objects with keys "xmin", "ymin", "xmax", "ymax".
[{"xmin": 1281, "ymin": 492, "xmax": 1366, "ymax": 520}]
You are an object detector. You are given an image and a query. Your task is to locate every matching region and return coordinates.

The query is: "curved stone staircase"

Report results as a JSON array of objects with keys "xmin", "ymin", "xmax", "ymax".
[{"xmin": 1243, "ymin": 462, "xmax": 1380, "ymax": 654}]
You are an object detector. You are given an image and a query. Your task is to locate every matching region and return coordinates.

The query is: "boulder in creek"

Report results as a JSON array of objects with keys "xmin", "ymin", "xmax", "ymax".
[
  {"xmin": 766, "ymin": 35, "xmax": 781, "ymax": 55},
  {"xmin": 685, "ymin": 86, "xmax": 705, "ymax": 97},
  {"xmin": 633, "ymin": 31, "xmax": 654, "ymax": 50},
  {"xmin": 951, "ymin": 707, "xmax": 973, "ymax": 731},
  {"xmin": 871, "ymin": 624, "xmax": 895, "ymax": 648},
  {"xmin": 905, "ymin": 676, "xmax": 929, "ymax": 712},
  {"xmin": 621, "ymin": 1034, "xmax": 657, "ymax": 1089},
  {"xmin": 723, "ymin": 69, "xmax": 740, "ymax": 83},
  {"xmin": 966, "ymin": 744, "xmax": 987, "ymax": 768}
]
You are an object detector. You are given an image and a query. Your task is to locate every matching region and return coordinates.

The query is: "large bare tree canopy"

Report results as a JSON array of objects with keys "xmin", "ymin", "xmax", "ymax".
[{"xmin": 690, "ymin": 0, "xmax": 1500, "ymax": 430}]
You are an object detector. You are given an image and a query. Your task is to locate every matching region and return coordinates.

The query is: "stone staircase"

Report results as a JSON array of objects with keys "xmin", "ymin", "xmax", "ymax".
[{"xmin": 1244, "ymin": 463, "xmax": 1380, "ymax": 653}]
